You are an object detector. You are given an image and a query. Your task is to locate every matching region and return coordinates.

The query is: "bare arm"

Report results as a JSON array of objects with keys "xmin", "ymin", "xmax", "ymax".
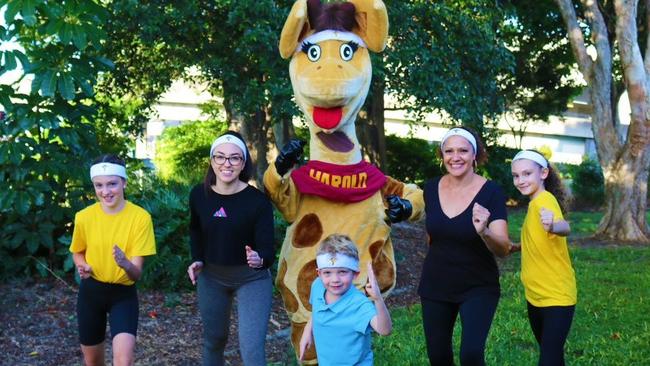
[
  {"xmin": 299, "ymin": 316, "xmax": 313, "ymax": 361},
  {"xmin": 369, "ymin": 297, "xmax": 392, "ymax": 336},
  {"xmin": 477, "ymin": 219, "xmax": 512, "ymax": 258},
  {"xmin": 366, "ymin": 263, "xmax": 392, "ymax": 336},
  {"xmin": 549, "ymin": 220, "xmax": 571, "ymax": 237},
  {"xmin": 472, "ymin": 203, "xmax": 512, "ymax": 258}
]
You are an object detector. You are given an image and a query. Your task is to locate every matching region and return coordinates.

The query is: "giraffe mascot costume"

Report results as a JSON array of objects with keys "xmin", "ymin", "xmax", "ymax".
[{"xmin": 264, "ymin": 0, "xmax": 424, "ymax": 362}]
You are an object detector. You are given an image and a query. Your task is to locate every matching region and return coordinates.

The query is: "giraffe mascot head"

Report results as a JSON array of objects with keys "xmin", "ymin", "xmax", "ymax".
[{"xmin": 264, "ymin": 0, "xmax": 424, "ymax": 363}]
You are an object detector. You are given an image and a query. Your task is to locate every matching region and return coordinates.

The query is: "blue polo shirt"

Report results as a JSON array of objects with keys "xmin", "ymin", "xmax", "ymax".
[{"xmin": 310, "ymin": 277, "xmax": 377, "ymax": 365}]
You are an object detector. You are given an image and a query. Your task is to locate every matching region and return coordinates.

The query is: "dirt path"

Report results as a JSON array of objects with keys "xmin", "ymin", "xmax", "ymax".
[{"xmin": 0, "ymin": 221, "xmax": 428, "ymax": 366}]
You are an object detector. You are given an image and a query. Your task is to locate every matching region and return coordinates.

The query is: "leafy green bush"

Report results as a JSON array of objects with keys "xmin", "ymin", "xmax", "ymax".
[
  {"xmin": 0, "ymin": 0, "xmax": 116, "ymax": 281},
  {"xmin": 570, "ymin": 157, "xmax": 604, "ymax": 208},
  {"xmin": 481, "ymin": 144, "xmax": 520, "ymax": 201},
  {"xmin": 385, "ymin": 134, "xmax": 441, "ymax": 186},
  {"xmin": 127, "ymin": 174, "xmax": 193, "ymax": 291},
  {"xmin": 155, "ymin": 117, "xmax": 228, "ymax": 185}
]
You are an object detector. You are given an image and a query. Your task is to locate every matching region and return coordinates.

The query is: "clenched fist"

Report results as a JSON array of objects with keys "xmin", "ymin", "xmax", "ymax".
[{"xmin": 472, "ymin": 203, "xmax": 491, "ymax": 235}]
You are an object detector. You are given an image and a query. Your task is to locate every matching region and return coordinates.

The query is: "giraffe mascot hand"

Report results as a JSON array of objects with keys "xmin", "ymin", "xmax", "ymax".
[{"xmin": 264, "ymin": 0, "xmax": 424, "ymax": 362}]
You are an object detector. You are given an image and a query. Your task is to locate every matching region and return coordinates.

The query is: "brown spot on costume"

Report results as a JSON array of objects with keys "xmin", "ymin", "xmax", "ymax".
[
  {"xmin": 293, "ymin": 214, "xmax": 324, "ymax": 248},
  {"xmin": 277, "ymin": 259, "xmax": 299, "ymax": 313}
]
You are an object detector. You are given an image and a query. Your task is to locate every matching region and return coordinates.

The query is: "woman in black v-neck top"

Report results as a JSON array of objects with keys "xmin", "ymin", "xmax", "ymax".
[{"xmin": 418, "ymin": 127, "xmax": 513, "ymax": 366}]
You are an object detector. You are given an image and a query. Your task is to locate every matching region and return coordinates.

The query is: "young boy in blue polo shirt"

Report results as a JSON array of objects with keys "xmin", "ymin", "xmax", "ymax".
[{"xmin": 299, "ymin": 234, "xmax": 392, "ymax": 365}]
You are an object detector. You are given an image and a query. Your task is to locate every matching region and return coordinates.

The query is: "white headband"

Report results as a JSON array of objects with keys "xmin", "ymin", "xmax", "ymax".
[
  {"xmin": 296, "ymin": 30, "xmax": 367, "ymax": 53},
  {"xmin": 90, "ymin": 162, "xmax": 127, "ymax": 180},
  {"xmin": 441, "ymin": 128, "xmax": 477, "ymax": 153},
  {"xmin": 210, "ymin": 135, "xmax": 248, "ymax": 163},
  {"xmin": 512, "ymin": 150, "xmax": 548, "ymax": 168},
  {"xmin": 316, "ymin": 253, "xmax": 359, "ymax": 272}
]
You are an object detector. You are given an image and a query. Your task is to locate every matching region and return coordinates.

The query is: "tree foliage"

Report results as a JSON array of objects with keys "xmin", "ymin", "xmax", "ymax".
[
  {"xmin": 100, "ymin": 1, "xmax": 516, "ymax": 175},
  {"xmin": 359, "ymin": 0, "xmax": 515, "ymax": 166},
  {"xmin": 0, "ymin": 0, "xmax": 112, "ymax": 278},
  {"xmin": 384, "ymin": 0, "xmax": 513, "ymax": 125},
  {"xmin": 499, "ymin": 0, "xmax": 584, "ymax": 147}
]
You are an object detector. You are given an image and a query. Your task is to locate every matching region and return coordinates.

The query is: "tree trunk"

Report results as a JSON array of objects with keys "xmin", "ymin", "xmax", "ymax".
[
  {"xmin": 356, "ymin": 81, "xmax": 387, "ymax": 168},
  {"xmin": 555, "ymin": 0, "xmax": 650, "ymax": 243},
  {"xmin": 369, "ymin": 81, "xmax": 387, "ymax": 169},
  {"xmin": 271, "ymin": 115, "xmax": 295, "ymax": 151},
  {"xmin": 597, "ymin": 158, "xmax": 650, "ymax": 241},
  {"xmin": 588, "ymin": 62, "xmax": 650, "ymax": 242},
  {"xmin": 239, "ymin": 109, "xmax": 271, "ymax": 188},
  {"xmin": 223, "ymin": 92, "xmax": 270, "ymax": 187}
]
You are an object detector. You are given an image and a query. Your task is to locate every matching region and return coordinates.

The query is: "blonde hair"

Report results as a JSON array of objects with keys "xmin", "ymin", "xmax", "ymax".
[{"xmin": 317, "ymin": 234, "xmax": 359, "ymax": 260}]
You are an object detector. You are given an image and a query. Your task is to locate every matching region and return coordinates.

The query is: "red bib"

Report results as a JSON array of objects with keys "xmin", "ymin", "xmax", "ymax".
[{"xmin": 291, "ymin": 160, "xmax": 386, "ymax": 203}]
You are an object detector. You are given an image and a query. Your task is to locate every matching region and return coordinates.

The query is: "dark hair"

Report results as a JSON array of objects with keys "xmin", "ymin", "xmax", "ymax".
[
  {"xmin": 438, "ymin": 126, "xmax": 488, "ymax": 166},
  {"xmin": 308, "ymin": 0, "xmax": 357, "ymax": 32},
  {"xmin": 92, "ymin": 154, "xmax": 126, "ymax": 167},
  {"xmin": 203, "ymin": 131, "xmax": 253, "ymax": 194},
  {"xmin": 528, "ymin": 150, "xmax": 571, "ymax": 213}
]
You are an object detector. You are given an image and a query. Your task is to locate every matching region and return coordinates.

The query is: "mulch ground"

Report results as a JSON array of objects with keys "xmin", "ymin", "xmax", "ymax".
[{"xmin": 0, "ymin": 221, "xmax": 429, "ymax": 366}]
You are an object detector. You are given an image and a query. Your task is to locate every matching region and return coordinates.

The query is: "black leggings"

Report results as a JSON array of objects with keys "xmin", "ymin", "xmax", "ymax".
[
  {"xmin": 421, "ymin": 293, "xmax": 499, "ymax": 366},
  {"xmin": 76, "ymin": 277, "xmax": 139, "ymax": 346},
  {"xmin": 527, "ymin": 302, "xmax": 575, "ymax": 366}
]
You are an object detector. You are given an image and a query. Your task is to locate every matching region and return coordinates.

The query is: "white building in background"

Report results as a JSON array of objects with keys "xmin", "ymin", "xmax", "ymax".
[
  {"xmin": 143, "ymin": 79, "xmax": 613, "ymax": 165},
  {"xmin": 135, "ymin": 78, "xmax": 220, "ymax": 160},
  {"xmin": 384, "ymin": 92, "xmax": 598, "ymax": 164}
]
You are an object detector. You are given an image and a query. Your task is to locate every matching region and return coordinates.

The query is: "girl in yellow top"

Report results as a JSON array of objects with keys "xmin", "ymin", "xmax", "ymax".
[
  {"xmin": 511, "ymin": 150, "xmax": 576, "ymax": 366},
  {"xmin": 69, "ymin": 154, "xmax": 156, "ymax": 366}
]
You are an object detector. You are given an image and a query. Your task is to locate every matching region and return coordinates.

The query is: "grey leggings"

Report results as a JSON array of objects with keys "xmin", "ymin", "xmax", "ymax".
[{"xmin": 197, "ymin": 267, "xmax": 272, "ymax": 366}]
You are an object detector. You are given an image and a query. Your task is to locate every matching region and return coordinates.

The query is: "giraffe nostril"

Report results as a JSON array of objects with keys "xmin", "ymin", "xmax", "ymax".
[
  {"xmin": 337, "ymin": 65, "xmax": 343, "ymax": 69},
  {"xmin": 317, "ymin": 66, "xmax": 322, "ymax": 70}
]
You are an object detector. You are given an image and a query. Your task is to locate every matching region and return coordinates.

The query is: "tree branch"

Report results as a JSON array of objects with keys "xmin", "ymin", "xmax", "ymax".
[
  {"xmin": 554, "ymin": 0, "xmax": 593, "ymax": 79},
  {"xmin": 615, "ymin": 0, "xmax": 650, "ymax": 158},
  {"xmin": 581, "ymin": 0, "xmax": 613, "ymax": 74},
  {"xmin": 645, "ymin": 0, "xmax": 650, "ymax": 74}
]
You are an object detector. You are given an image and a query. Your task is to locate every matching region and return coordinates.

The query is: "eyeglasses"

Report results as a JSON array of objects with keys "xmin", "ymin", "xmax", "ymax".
[{"xmin": 212, "ymin": 155, "xmax": 243, "ymax": 166}]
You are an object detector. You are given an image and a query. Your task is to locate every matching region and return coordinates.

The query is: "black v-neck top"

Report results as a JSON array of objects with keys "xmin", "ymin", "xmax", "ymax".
[{"xmin": 418, "ymin": 177, "xmax": 508, "ymax": 302}]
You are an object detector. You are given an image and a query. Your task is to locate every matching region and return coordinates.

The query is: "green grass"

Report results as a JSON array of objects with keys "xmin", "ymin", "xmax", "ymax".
[
  {"xmin": 374, "ymin": 246, "xmax": 650, "ymax": 365},
  {"xmin": 272, "ymin": 210, "xmax": 650, "ymax": 365}
]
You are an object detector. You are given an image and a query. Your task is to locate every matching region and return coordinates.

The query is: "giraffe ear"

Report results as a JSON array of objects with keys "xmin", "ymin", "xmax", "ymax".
[
  {"xmin": 279, "ymin": 0, "xmax": 313, "ymax": 59},
  {"xmin": 349, "ymin": 0, "xmax": 389, "ymax": 53}
]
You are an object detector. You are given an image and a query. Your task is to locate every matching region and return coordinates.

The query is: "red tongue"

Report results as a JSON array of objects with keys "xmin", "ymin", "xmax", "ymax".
[{"xmin": 313, "ymin": 107, "xmax": 343, "ymax": 130}]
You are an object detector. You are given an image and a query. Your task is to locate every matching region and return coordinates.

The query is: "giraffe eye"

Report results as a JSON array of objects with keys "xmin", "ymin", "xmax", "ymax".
[
  {"xmin": 339, "ymin": 42, "xmax": 358, "ymax": 61},
  {"xmin": 305, "ymin": 44, "xmax": 321, "ymax": 62}
]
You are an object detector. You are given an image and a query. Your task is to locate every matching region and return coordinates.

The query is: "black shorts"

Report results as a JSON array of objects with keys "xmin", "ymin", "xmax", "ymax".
[{"xmin": 76, "ymin": 277, "xmax": 139, "ymax": 346}]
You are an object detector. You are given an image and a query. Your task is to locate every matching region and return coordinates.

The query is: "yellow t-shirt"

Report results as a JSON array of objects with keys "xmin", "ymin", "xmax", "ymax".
[
  {"xmin": 69, "ymin": 201, "xmax": 156, "ymax": 285},
  {"xmin": 520, "ymin": 191, "xmax": 577, "ymax": 307}
]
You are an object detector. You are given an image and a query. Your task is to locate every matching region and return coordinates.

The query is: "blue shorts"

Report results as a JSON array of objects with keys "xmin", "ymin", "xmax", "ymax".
[{"xmin": 76, "ymin": 277, "xmax": 139, "ymax": 346}]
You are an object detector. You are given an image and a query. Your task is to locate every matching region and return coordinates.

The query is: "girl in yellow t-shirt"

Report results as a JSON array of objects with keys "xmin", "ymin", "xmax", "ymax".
[
  {"xmin": 511, "ymin": 150, "xmax": 576, "ymax": 366},
  {"xmin": 69, "ymin": 154, "xmax": 156, "ymax": 366}
]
